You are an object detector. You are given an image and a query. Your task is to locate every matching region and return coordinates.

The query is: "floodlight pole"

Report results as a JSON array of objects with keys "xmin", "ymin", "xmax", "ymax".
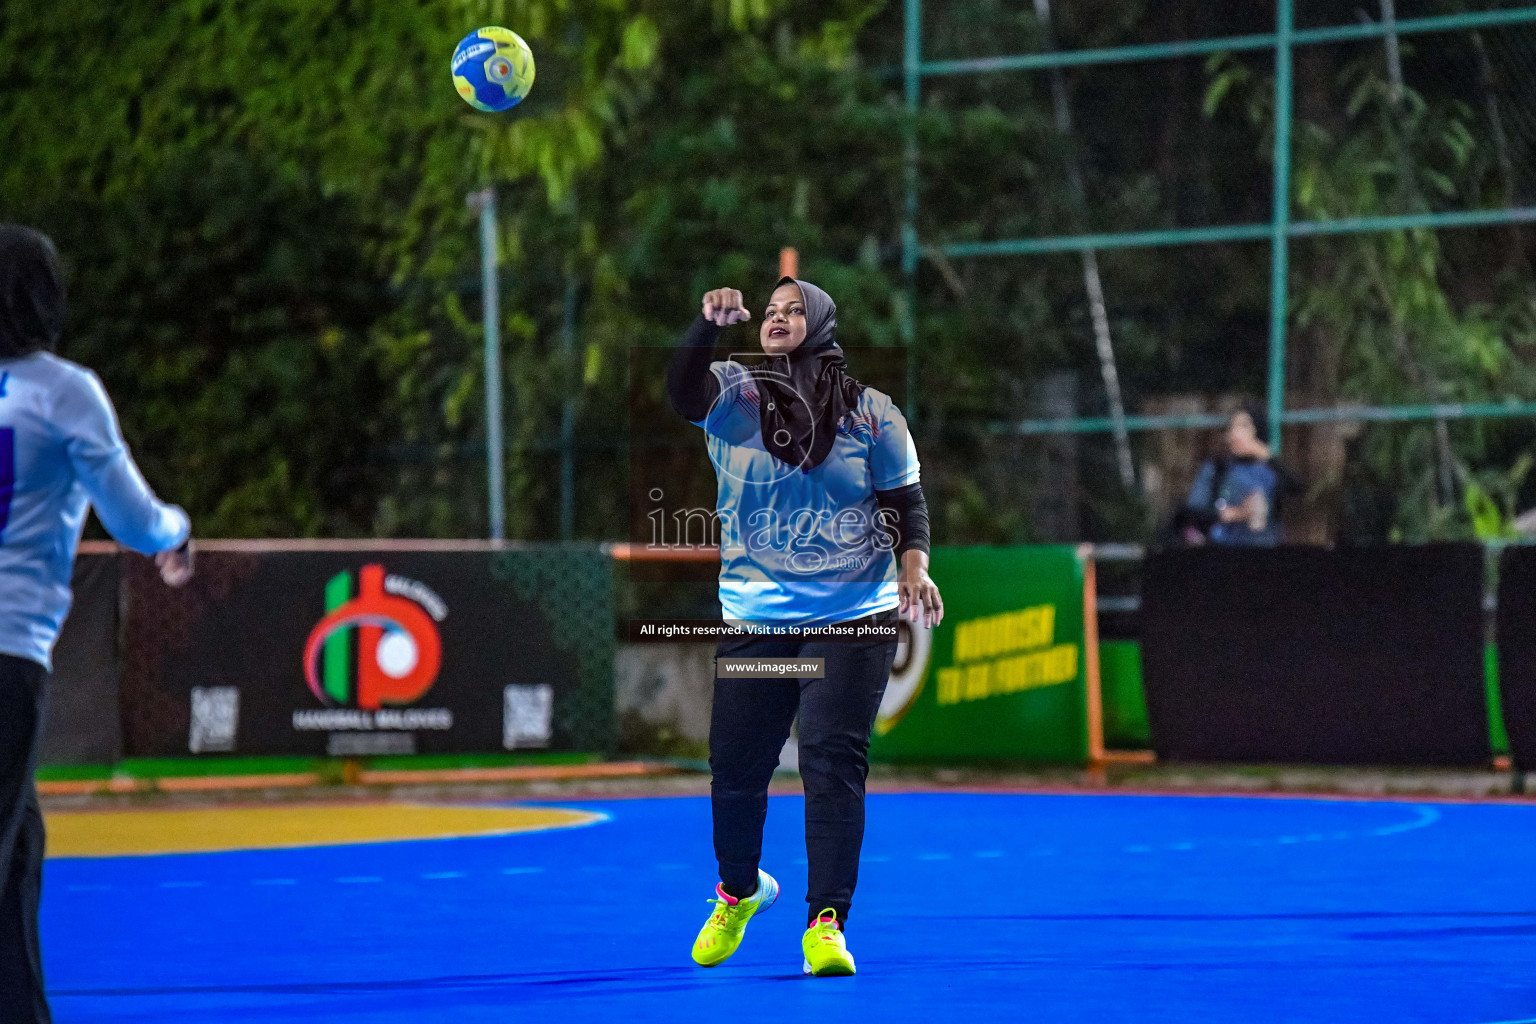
[
  {"xmin": 468, "ymin": 187, "xmax": 507, "ymax": 541},
  {"xmin": 1033, "ymin": 0, "xmax": 1135, "ymax": 490}
]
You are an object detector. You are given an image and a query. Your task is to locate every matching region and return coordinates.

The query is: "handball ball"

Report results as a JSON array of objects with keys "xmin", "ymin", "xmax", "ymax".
[{"xmin": 452, "ymin": 27, "xmax": 536, "ymax": 112}]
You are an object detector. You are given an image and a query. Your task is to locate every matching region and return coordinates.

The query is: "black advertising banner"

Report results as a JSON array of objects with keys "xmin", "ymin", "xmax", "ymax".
[
  {"xmin": 1142, "ymin": 544, "xmax": 1488, "ymax": 766},
  {"xmin": 118, "ymin": 548, "xmax": 614, "ymax": 756},
  {"xmin": 40, "ymin": 553, "xmax": 122, "ymax": 766},
  {"xmin": 1497, "ymin": 546, "xmax": 1536, "ymax": 770}
]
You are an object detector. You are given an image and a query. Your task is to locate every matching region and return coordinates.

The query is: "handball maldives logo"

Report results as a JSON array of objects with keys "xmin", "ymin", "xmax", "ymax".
[{"xmin": 302, "ymin": 565, "xmax": 447, "ymax": 710}]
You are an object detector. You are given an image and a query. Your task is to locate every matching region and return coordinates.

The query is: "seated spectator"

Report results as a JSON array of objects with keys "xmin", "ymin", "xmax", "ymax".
[{"xmin": 1177, "ymin": 403, "xmax": 1302, "ymax": 546}]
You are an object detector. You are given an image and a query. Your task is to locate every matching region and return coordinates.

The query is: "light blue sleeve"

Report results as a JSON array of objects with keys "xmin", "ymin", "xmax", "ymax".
[
  {"xmin": 871, "ymin": 394, "xmax": 920, "ymax": 490},
  {"xmin": 53, "ymin": 368, "xmax": 190, "ymax": 554},
  {"xmin": 696, "ymin": 361, "xmax": 760, "ymax": 446}
]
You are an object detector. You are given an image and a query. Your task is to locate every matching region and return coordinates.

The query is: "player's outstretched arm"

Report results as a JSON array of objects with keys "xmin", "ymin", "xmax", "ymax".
[
  {"xmin": 54, "ymin": 367, "xmax": 193, "ymax": 585},
  {"xmin": 667, "ymin": 288, "xmax": 749, "ymax": 422}
]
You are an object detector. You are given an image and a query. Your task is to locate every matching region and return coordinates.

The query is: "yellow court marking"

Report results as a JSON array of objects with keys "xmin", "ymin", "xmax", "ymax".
[{"xmin": 45, "ymin": 803, "xmax": 604, "ymax": 858}]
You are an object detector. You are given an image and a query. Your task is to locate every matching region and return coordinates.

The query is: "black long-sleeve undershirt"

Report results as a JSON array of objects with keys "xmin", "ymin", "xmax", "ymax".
[
  {"xmin": 875, "ymin": 482, "xmax": 930, "ymax": 558},
  {"xmin": 667, "ymin": 315, "xmax": 722, "ymax": 422}
]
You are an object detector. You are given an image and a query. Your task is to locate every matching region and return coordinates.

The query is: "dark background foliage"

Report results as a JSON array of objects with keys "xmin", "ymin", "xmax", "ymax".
[{"xmin": 3, "ymin": 0, "xmax": 1534, "ymax": 542}]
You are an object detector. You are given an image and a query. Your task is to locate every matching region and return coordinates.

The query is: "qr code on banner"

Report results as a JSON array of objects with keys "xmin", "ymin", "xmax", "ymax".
[
  {"xmin": 503, "ymin": 684, "xmax": 553, "ymax": 749},
  {"xmin": 189, "ymin": 686, "xmax": 240, "ymax": 753}
]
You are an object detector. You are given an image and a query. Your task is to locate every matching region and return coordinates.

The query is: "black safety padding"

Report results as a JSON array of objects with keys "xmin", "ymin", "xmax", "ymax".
[
  {"xmin": 116, "ymin": 548, "xmax": 614, "ymax": 757},
  {"xmin": 39, "ymin": 552, "xmax": 122, "ymax": 767},
  {"xmin": 40, "ymin": 553, "xmax": 122, "ymax": 765},
  {"xmin": 1142, "ymin": 545, "xmax": 1488, "ymax": 766}
]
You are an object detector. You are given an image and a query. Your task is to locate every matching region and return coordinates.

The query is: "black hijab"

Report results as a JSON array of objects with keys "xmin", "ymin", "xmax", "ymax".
[
  {"xmin": 755, "ymin": 277, "xmax": 866, "ymax": 472},
  {"xmin": 0, "ymin": 225, "xmax": 65, "ymax": 359}
]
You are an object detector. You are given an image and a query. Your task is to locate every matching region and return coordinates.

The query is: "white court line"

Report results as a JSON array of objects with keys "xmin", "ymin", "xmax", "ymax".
[
  {"xmin": 422, "ymin": 871, "xmax": 464, "ymax": 880},
  {"xmin": 501, "ymin": 867, "xmax": 544, "ymax": 875},
  {"xmin": 1372, "ymin": 805, "xmax": 1442, "ymax": 836},
  {"xmin": 1117, "ymin": 804, "xmax": 1444, "ymax": 857},
  {"xmin": 337, "ymin": 876, "xmax": 382, "ymax": 884}
]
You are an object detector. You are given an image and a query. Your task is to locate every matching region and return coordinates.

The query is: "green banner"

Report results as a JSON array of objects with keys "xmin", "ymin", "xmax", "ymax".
[{"xmin": 871, "ymin": 545, "xmax": 1088, "ymax": 763}]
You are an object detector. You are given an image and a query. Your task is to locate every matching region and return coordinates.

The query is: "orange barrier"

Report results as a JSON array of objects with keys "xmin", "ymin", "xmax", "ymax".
[
  {"xmin": 607, "ymin": 543, "xmax": 720, "ymax": 562},
  {"xmin": 37, "ymin": 774, "xmax": 322, "ymax": 797},
  {"xmin": 1078, "ymin": 545, "xmax": 1156, "ymax": 768}
]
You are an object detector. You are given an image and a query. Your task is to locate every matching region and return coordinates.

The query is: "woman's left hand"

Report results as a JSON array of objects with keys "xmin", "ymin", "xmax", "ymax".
[
  {"xmin": 898, "ymin": 549, "xmax": 943, "ymax": 629},
  {"xmin": 156, "ymin": 538, "xmax": 195, "ymax": 587}
]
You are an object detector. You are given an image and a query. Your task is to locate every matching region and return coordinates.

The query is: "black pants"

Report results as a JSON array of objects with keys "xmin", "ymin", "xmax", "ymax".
[
  {"xmin": 710, "ymin": 609, "xmax": 896, "ymax": 928},
  {"xmin": 0, "ymin": 655, "xmax": 48, "ymax": 1024}
]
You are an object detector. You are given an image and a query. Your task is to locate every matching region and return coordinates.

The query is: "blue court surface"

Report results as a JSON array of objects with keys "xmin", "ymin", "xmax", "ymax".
[{"xmin": 44, "ymin": 792, "xmax": 1536, "ymax": 1023}]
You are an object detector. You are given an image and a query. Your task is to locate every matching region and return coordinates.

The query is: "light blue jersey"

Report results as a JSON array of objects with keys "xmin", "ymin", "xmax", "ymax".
[
  {"xmin": 0, "ymin": 352, "xmax": 189, "ymax": 668},
  {"xmin": 694, "ymin": 360, "xmax": 920, "ymax": 623}
]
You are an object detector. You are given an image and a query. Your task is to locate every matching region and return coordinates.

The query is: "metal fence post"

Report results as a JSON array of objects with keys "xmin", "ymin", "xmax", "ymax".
[
  {"xmin": 560, "ymin": 271, "xmax": 578, "ymax": 541},
  {"xmin": 467, "ymin": 188, "xmax": 507, "ymax": 541},
  {"xmin": 1266, "ymin": 0, "xmax": 1295, "ymax": 452},
  {"xmin": 902, "ymin": 0, "xmax": 921, "ymax": 422},
  {"xmin": 902, "ymin": 0, "xmax": 920, "ymax": 280}
]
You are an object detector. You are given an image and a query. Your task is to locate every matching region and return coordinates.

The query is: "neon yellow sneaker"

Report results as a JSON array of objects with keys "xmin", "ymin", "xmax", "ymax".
[
  {"xmin": 801, "ymin": 908, "xmax": 856, "ymax": 976},
  {"xmin": 691, "ymin": 869, "xmax": 779, "ymax": 967}
]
